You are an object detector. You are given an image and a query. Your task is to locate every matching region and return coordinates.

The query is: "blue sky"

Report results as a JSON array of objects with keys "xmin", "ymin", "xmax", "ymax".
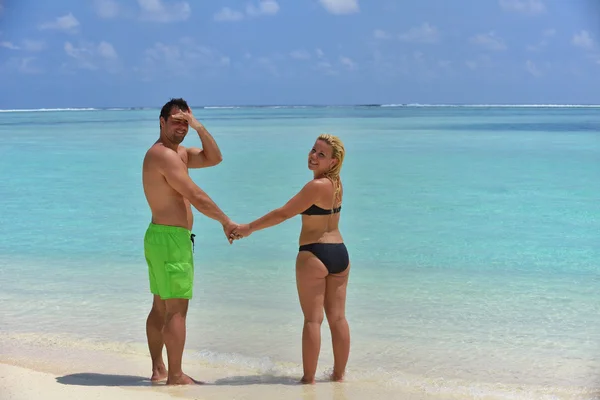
[{"xmin": 0, "ymin": 0, "xmax": 599, "ymax": 108}]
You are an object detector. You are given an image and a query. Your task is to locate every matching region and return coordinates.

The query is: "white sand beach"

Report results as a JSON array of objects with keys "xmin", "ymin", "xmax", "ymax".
[
  {"xmin": 2, "ymin": 332, "xmax": 597, "ymax": 400},
  {"xmin": 1, "ymin": 364, "xmax": 177, "ymax": 400},
  {"xmin": 4, "ymin": 331, "xmax": 594, "ymax": 400},
  {"xmin": 0, "ymin": 333, "xmax": 431, "ymax": 400}
]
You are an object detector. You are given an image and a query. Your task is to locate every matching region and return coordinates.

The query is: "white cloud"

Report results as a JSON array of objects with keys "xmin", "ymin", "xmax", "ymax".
[
  {"xmin": 0, "ymin": 39, "xmax": 45, "ymax": 52},
  {"xmin": 470, "ymin": 32, "xmax": 507, "ymax": 51},
  {"xmin": 97, "ymin": 41, "xmax": 118, "ymax": 59},
  {"xmin": 214, "ymin": 1, "xmax": 279, "ymax": 22},
  {"xmin": 318, "ymin": 0, "xmax": 359, "ymax": 15},
  {"xmin": 308, "ymin": 50, "xmax": 341, "ymax": 75},
  {"xmin": 4, "ymin": 57, "xmax": 43, "ymax": 74},
  {"xmin": 94, "ymin": 0, "xmax": 187, "ymax": 21},
  {"xmin": 38, "ymin": 13, "xmax": 80, "ymax": 33},
  {"xmin": 138, "ymin": 0, "xmax": 190, "ymax": 22},
  {"xmin": 288, "ymin": 48, "xmax": 335, "ymax": 74},
  {"xmin": 438, "ymin": 60, "xmax": 452, "ymax": 69},
  {"xmin": 144, "ymin": 43, "xmax": 180, "ymax": 65},
  {"xmin": 399, "ymin": 23, "xmax": 439, "ymax": 44},
  {"xmin": 526, "ymin": 28, "xmax": 555, "ymax": 52},
  {"xmin": 22, "ymin": 40, "xmax": 45, "ymax": 52},
  {"xmin": 246, "ymin": 0, "xmax": 279, "ymax": 16},
  {"xmin": 373, "ymin": 29, "xmax": 390, "ymax": 40},
  {"xmin": 408, "ymin": 52, "xmax": 444, "ymax": 81},
  {"xmin": 499, "ymin": 0, "xmax": 545, "ymax": 15},
  {"xmin": 525, "ymin": 60, "xmax": 541, "ymax": 77},
  {"xmin": 0, "ymin": 41, "xmax": 18, "ymax": 50},
  {"xmin": 368, "ymin": 50, "xmax": 407, "ymax": 79},
  {"xmin": 315, "ymin": 61, "xmax": 337, "ymax": 75},
  {"xmin": 290, "ymin": 50, "xmax": 311, "ymax": 60},
  {"xmin": 214, "ymin": 8, "xmax": 244, "ymax": 21},
  {"xmin": 572, "ymin": 30, "xmax": 594, "ymax": 50},
  {"xmin": 64, "ymin": 42, "xmax": 93, "ymax": 69},
  {"xmin": 255, "ymin": 56, "xmax": 280, "ymax": 77},
  {"xmin": 93, "ymin": 0, "xmax": 120, "ymax": 19},
  {"xmin": 367, "ymin": 50, "xmax": 444, "ymax": 82},
  {"xmin": 138, "ymin": 38, "xmax": 229, "ymax": 80},
  {"xmin": 235, "ymin": 52, "xmax": 294, "ymax": 78},
  {"xmin": 64, "ymin": 40, "xmax": 120, "ymax": 72},
  {"xmin": 340, "ymin": 56, "xmax": 356, "ymax": 70},
  {"xmin": 465, "ymin": 55, "xmax": 493, "ymax": 70}
]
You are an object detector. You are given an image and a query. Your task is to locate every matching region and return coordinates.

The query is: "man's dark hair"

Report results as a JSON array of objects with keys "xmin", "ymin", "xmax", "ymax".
[{"xmin": 160, "ymin": 98, "xmax": 190, "ymax": 121}]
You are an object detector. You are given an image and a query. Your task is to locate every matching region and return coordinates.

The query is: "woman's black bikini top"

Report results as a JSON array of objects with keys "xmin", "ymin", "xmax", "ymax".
[{"xmin": 301, "ymin": 204, "xmax": 342, "ymax": 215}]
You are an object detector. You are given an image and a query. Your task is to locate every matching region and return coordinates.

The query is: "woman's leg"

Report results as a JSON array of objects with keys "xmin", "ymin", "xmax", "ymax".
[
  {"xmin": 296, "ymin": 251, "xmax": 328, "ymax": 384},
  {"xmin": 324, "ymin": 264, "xmax": 350, "ymax": 381}
]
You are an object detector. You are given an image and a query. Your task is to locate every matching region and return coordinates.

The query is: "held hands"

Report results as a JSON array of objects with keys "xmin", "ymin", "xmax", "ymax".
[
  {"xmin": 172, "ymin": 108, "xmax": 203, "ymax": 131},
  {"xmin": 230, "ymin": 224, "xmax": 252, "ymax": 242},
  {"xmin": 221, "ymin": 220, "xmax": 251, "ymax": 244},
  {"xmin": 222, "ymin": 220, "xmax": 241, "ymax": 244}
]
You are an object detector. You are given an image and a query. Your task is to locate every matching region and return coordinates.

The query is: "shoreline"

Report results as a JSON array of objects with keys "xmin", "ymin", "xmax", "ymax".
[
  {"xmin": 0, "ymin": 332, "xmax": 410, "ymax": 400},
  {"xmin": 1, "ymin": 331, "xmax": 597, "ymax": 400}
]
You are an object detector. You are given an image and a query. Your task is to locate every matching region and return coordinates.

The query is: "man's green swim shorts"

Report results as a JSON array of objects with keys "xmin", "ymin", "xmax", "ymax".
[{"xmin": 144, "ymin": 223, "xmax": 195, "ymax": 300}]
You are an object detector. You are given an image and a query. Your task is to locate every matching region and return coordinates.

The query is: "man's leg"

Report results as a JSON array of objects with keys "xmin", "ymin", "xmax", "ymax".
[
  {"xmin": 145, "ymin": 234, "xmax": 167, "ymax": 382},
  {"xmin": 146, "ymin": 294, "xmax": 167, "ymax": 381},
  {"xmin": 148, "ymin": 225, "xmax": 197, "ymax": 385},
  {"xmin": 163, "ymin": 298, "xmax": 201, "ymax": 385}
]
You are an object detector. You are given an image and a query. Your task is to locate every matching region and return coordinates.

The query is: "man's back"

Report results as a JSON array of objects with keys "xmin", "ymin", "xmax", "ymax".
[{"xmin": 142, "ymin": 143, "xmax": 193, "ymax": 230}]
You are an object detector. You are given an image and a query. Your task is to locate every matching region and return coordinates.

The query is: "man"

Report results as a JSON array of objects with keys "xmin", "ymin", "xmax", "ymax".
[{"xmin": 142, "ymin": 98, "xmax": 238, "ymax": 385}]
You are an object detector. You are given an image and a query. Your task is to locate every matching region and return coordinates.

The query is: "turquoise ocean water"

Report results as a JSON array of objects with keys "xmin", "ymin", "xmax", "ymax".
[{"xmin": 1, "ymin": 105, "xmax": 599, "ymax": 397}]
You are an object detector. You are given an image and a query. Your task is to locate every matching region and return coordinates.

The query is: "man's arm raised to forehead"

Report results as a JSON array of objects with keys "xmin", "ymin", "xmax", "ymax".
[{"xmin": 171, "ymin": 109, "xmax": 223, "ymax": 169}]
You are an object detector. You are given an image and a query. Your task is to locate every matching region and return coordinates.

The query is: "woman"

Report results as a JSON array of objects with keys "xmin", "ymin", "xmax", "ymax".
[{"xmin": 232, "ymin": 133, "xmax": 350, "ymax": 384}]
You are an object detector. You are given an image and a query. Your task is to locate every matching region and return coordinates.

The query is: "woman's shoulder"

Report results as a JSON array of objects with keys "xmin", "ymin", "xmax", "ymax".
[
  {"xmin": 311, "ymin": 177, "xmax": 342, "ymax": 199},
  {"xmin": 310, "ymin": 177, "xmax": 335, "ymax": 189}
]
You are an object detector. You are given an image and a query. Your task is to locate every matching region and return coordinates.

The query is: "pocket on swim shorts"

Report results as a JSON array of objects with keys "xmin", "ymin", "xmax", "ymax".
[{"xmin": 164, "ymin": 262, "xmax": 193, "ymax": 299}]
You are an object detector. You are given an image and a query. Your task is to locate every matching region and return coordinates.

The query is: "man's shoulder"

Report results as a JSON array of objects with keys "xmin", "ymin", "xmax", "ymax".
[
  {"xmin": 146, "ymin": 144, "xmax": 189, "ymax": 172},
  {"xmin": 146, "ymin": 143, "xmax": 179, "ymax": 160}
]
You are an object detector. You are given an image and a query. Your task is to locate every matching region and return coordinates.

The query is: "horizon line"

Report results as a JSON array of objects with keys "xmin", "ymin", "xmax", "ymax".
[{"xmin": 2, "ymin": 103, "xmax": 600, "ymax": 112}]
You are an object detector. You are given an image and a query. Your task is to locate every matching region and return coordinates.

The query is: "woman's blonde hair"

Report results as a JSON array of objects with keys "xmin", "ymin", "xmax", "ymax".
[{"xmin": 317, "ymin": 133, "xmax": 345, "ymax": 207}]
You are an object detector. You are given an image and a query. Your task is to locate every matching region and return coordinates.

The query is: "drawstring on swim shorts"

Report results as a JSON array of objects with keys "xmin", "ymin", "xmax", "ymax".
[{"xmin": 190, "ymin": 233, "xmax": 196, "ymax": 253}]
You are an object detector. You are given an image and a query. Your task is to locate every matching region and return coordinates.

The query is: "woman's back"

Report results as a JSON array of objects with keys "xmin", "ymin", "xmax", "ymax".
[
  {"xmin": 229, "ymin": 133, "xmax": 350, "ymax": 384},
  {"xmin": 299, "ymin": 177, "xmax": 343, "ymax": 245}
]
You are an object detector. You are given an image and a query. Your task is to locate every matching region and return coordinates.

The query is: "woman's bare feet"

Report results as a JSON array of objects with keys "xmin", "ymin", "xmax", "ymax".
[
  {"xmin": 330, "ymin": 372, "xmax": 344, "ymax": 382},
  {"xmin": 150, "ymin": 364, "xmax": 168, "ymax": 382},
  {"xmin": 300, "ymin": 376, "xmax": 315, "ymax": 384},
  {"xmin": 167, "ymin": 373, "xmax": 204, "ymax": 385}
]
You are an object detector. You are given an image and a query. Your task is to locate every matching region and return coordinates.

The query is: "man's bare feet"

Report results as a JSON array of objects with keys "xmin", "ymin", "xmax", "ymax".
[
  {"xmin": 150, "ymin": 364, "xmax": 168, "ymax": 382},
  {"xmin": 300, "ymin": 376, "xmax": 315, "ymax": 384},
  {"xmin": 166, "ymin": 373, "xmax": 204, "ymax": 385}
]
